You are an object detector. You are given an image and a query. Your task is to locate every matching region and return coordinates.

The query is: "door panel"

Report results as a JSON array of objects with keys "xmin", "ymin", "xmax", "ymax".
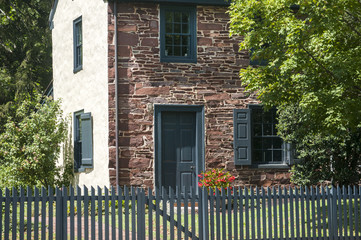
[
  {"xmin": 180, "ymin": 129, "xmax": 193, "ymax": 161},
  {"xmin": 163, "ymin": 129, "xmax": 177, "ymax": 163},
  {"xmin": 180, "ymin": 172, "xmax": 193, "ymax": 190},
  {"xmin": 161, "ymin": 111, "xmax": 196, "ymax": 193}
]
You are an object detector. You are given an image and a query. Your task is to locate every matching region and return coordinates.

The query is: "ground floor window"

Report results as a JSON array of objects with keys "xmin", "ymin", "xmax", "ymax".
[
  {"xmin": 73, "ymin": 110, "xmax": 93, "ymax": 172},
  {"xmin": 234, "ymin": 105, "xmax": 292, "ymax": 167}
]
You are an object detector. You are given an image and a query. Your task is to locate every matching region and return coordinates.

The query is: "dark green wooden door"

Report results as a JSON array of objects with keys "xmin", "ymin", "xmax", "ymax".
[{"xmin": 161, "ymin": 111, "xmax": 197, "ymax": 193}]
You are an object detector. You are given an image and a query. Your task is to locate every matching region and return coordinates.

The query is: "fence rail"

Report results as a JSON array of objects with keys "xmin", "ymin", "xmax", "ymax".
[{"xmin": 1, "ymin": 185, "xmax": 361, "ymax": 239}]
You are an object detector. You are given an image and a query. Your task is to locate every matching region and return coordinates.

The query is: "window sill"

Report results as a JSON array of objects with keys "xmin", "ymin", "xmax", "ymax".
[
  {"xmin": 73, "ymin": 66, "xmax": 83, "ymax": 73},
  {"xmin": 75, "ymin": 166, "xmax": 92, "ymax": 173},
  {"xmin": 251, "ymin": 163, "xmax": 290, "ymax": 169},
  {"xmin": 160, "ymin": 57, "xmax": 197, "ymax": 63}
]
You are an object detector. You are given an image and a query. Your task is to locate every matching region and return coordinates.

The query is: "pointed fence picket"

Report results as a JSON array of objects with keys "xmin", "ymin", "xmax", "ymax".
[{"xmin": 1, "ymin": 185, "xmax": 361, "ymax": 239}]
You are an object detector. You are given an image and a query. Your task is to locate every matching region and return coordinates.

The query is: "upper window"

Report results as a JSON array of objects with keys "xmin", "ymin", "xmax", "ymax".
[
  {"xmin": 160, "ymin": 5, "xmax": 197, "ymax": 63},
  {"xmin": 233, "ymin": 105, "xmax": 293, "ymax": 167},
  {"xmin": 74, "ymin": 111, "xmax": 93, "ymax": 172},
  {"xmin": 73, "ymin": 16, "xmax": 83, "ymax": 72}
]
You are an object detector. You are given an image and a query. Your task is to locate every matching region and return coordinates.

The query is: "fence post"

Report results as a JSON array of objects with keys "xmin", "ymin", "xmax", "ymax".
[
  {"xmin": 199, "ymin": 187, "xmax": 203, "ymax": 240},
  {"xmin": 332, "ymin": 186, "xmax": 337, "ymax": 240},
  {"xmin": 137, "ymin": 188, "xmax": 146, "ymax": 240},
  {"xmin": 201, "ymin": 187, "xmax": 209, "ymax": 240},
  {"xmin": 328, "ymin": 186, "xmax": 336, "ymax": 240},
  {"xmin": 55, "ymin": 187, "xmax": 63, "ymax": 240}
]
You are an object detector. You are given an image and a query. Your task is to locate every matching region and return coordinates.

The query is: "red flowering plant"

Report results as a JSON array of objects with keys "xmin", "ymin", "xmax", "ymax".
[{"xmin": 198, "ymin": 168, "xmax": 236, "ymax": 194}]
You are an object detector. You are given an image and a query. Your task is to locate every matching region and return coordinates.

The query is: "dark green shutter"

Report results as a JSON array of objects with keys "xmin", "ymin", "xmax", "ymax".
[
  {"xmin": 81, "ymin": 112, "xmax": 93, "ymax": 167},
  {"xmin": 233, "ymin": 109, "xmax": 252, "ymax": 165}
]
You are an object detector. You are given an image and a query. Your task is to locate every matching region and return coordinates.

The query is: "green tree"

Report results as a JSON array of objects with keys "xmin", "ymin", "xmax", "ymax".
[
  {"xmin": 0, "ymin": 0, "xmax": 53, "ymax": 131},
  {"xmin": 229, "ymin": 0, "xmax": 361, "ymax": 185},
  {"xmin": 277, "ymin": 104, "xmax": 361, "ymax": 186},
  {"xmin": 0, "ymin": 96, "xmax": 72, "ymax": 188}
]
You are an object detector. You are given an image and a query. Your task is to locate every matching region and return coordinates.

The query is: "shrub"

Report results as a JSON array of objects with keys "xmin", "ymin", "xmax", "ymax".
[
  {"xmin": 277, "ymin": 104, "xmax": 361, "ymax": 186},
  {"xmin": 0, "ymin": 96, "xmax": 72, "ymax": 188},
  {"xmin": 198, "ymin": 168, "xmax": 235, "ymax": 194}
]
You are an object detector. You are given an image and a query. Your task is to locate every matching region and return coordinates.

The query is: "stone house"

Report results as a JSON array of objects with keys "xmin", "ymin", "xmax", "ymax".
[{"xmin": 50, "ymin": 0, "xmax": 293, "ymax": 190}]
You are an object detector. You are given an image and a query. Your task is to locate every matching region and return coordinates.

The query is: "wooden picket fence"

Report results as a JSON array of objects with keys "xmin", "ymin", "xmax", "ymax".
[{"xmin": 1, "ymin": 185, "xmax": 361, "ymax": 239}]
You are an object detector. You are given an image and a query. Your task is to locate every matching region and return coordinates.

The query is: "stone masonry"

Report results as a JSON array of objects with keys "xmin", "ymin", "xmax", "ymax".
[{"xmin": 107, "ymin": 3, "xmax": 291, "ymax": 188}]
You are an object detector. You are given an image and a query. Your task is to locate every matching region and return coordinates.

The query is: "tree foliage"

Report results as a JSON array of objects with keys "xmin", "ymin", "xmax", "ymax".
[
  {"xmin": 0, "ymin": 0, "xmax": 53, "ymax": 131},
  {"xmin": 278, "ymin": 104, "xmax": 361, "ymax": 186},
  {"xmin": 229, "ymin": 0, "xmax": 361, "ymax": 185},
  {"xmin": 0, "ymin": 96, "xmax": 72, "ymax": 189},
  {"xmin": 229, "ymin": 0, "xmax": 361, "ymax": 132}
]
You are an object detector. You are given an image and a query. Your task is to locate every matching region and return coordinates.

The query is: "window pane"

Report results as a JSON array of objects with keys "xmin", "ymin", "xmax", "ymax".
[
  {"xmin": 78, "ymin": 24, "xmax": 82, "ymax": 44},
  {"xmin": 264, "ymin": 111, "xmax": 273, "ymax": 123},
  {"xmin": 166, "ymin": 23, "xmax": 172, "ymax": 33},
  {"xmin": 165, "ymin": 12, "xmax": 173, "ymax": 23},
  {"xmin": 264, "ymin": 138, "xmax": 272, "ymax": 149},
  {"xmin": 265, "ymin": 150, "xmax": 272, "ymax": 162},
  {"xmin": 254, "ymin": 150, "xmax": 263, "ymax": 163},
  {"xmin": 79, "ymin": 46, "xmax": 83, "ymax": 65},
  {"xmin": 174, "ymin": 12, "xmax": 181, "ymax": 22},
  {"xmin": 182, "ymin": 36, "xmax": 189, "ymax": 45},
  {"xmin": 76, "ymin": 115, "xmax": 82, "ymax": 141},
  {"xmin": 76, "ymin": 27, "xmax": 79, "ymax": 42},
  {"xmin": 165, "ymin": 35, "xmax": 173, "ymax": 45},
  {"xmin": 253, "ymin": 109, "xmax": 262, "ymax": 123},
  {"xmin": 263, "ymin": 124, "xmax": 272, "ymax": 135},
  {"xmin": 182, "ymin": 12, "xmax": 189, "ymax": 23},
  {"xmin": 76, "ymin": 50, "xmax": 79, "ymax": 65},
  {"xmin": 75, "ymin": 23, "xmax": 82, "ymax": 45},
  {"xmin": 254, "ymin": 124, "xmax": 262, "ymax": 136},
  {"xmin": 174, "ymin": 23, "xmax": 181, "ymax": 33},
  {"xmin": 182, "ymin": 24, "xmax": 189, "ymax": 33},
  {"xmin": 79, "ymin": 119, "xmax": 82, "ymax": 140},
  {"xmin": 165, "ymin": 45, "xmax": 173, "ymax": 56},
  {"xmin": 77, "ymin": 50, "xmax": 81, "ymax": 66},
  {"xmin": 273, "ymin": 137, "xmax": 282, "ymax": 149},
  {"xmin": 182, "ymin": 47, "xmax": 188, "ymax": 56},
  {"xmin": 174, "ymin": 35, "xmax": 181, "ymax": 45},
  {"xmin": 253, "ymin": 138, "xmax": 262, "ymax": 149},
  {"xmin": 273, "ymin": 150, "xmax": 282, "ymax": 162},
  {"xmin": 174, "ymin": 46, "xmax": 181, "ymax": 56}
]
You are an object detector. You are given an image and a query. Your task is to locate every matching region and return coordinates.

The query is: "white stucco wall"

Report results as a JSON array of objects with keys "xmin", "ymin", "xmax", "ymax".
[{"xmin": 52, "ymin": 0, "xmax": 109, "ymax": 187}]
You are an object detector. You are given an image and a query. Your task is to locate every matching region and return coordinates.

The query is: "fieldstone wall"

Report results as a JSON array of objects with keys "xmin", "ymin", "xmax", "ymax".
[{"xmin": 108, "ymin": 3, "xmax": 291, "ymax": 188}]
